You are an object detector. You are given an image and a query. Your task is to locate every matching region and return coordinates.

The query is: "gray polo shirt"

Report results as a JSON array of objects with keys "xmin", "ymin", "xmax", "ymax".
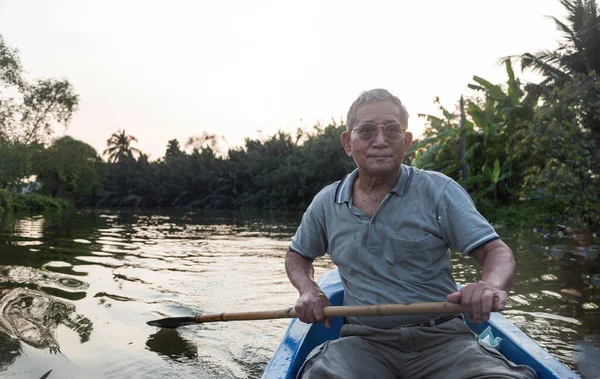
[{"xmin": 290, "ymin": 164, "xmax": 499, "ymax": 328}]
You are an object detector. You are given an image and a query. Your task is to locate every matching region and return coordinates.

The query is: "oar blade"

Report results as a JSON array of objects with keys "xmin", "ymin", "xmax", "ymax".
[{"xmin": 147, "ymin": 316, "xmax": 198, "ymax": 329}]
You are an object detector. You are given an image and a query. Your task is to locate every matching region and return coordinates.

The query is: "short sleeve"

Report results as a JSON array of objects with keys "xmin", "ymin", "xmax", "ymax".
[
  {"xmin": 289, "ymin": 190, "xmax": 328, "ymax": 260},
  {"xmin": 437, "ymin": 181, "xmax": 499, "ymax": 254}
]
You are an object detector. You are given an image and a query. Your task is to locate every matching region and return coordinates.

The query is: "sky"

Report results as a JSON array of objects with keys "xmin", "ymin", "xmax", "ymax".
[{"xmin": 0, "ymin": 0, "xmax": 567, "ymax": 160}]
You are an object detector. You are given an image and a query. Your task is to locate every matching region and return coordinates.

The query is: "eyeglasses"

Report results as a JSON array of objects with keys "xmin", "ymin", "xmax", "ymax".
[{"xmin": 351, "ymin": 122, "xmax": 406, "ymax": 140}]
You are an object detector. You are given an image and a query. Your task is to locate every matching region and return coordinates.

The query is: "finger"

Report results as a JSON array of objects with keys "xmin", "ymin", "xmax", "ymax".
[
  {"xmin": 312, "ymin": 305, "xmax": 326, "ymax": 323},
  {"xmin": 472, "ymin": 286, "xmax": 486, "ymax": 322},
  {"xmin": 295, "ymin": 304, "xmax": 309, "ymax": 323},
  {"xmin": 324, "ymin": 318, "xmax": 330, "ymax": 329},
  {"xmin": 446, "ymin": 291, "xmax": 462, "ymax": 304},
  {"xmin": 462, "ymin": 286, "xmax": 476, "ymax": 321},
  {"xmin": 481, "ymin": 289, "xmax": 494, "ymax": 321},
  {"xmin": 303, "ymin": 310, "xmax": 314, "ymax": 323},
  {"xmin": 495, "ymin": 291, "xmax": 508, "ymax": 311},
  {"xmin": 297, "ymin": 301, "xmax": 317, "ymax": 323}
]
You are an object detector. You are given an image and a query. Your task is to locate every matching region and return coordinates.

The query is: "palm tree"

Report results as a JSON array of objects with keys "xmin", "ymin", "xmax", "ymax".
[
  {"xmin": 518, "ymin": 0, "xmax": 600, "ymax": 84},
  {"xmin": 103, "ymin": 129, "xmax": 142, "ymax": 163},
  {"xmin": 165, "ymin": 139, "xmax": 182, "ymax": 158},
  {"xmin": 517, "ymin": 0, "xmax": 600, "ymax": 158}
]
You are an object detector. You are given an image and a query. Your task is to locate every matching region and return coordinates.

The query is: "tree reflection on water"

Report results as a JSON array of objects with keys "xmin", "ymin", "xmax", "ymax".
[
  {"xmin": 0, "ymin": 330, "xmax": 21, "ymax": 370},
  {"xmin": 0, "ymin": 288, "xmax": 93, "ymax": 355},
  {"xmin": 550, "ymin": 228, "xmax": 600, "ymax": 344}
]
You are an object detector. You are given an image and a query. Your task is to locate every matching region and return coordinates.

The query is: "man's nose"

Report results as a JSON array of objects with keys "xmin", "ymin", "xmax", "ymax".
[{"xmin": 372, "ymin": 129, "xmax": 388, "ymax": 146}]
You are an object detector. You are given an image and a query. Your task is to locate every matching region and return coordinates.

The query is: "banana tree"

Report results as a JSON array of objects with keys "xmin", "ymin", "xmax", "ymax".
[
  {"xmin": 411, "ymin": 59, "xmax": 538, "ymax": 202},
  {"xmin": 466, "ymin": 58, "xmax": 539, "ymax": 199},
  {"xmin": 409, "ymin": 101, "xmax": 464, "ymax": 178},
  {"xmin": 467, "ymin": 158, "xmax": 513, "ymax": 202}
]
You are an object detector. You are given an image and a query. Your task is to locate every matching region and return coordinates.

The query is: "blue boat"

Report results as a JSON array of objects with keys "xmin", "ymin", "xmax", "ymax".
[{"xmin": 263, "ymin": 268, "xmax": 579, "ymax": 379}]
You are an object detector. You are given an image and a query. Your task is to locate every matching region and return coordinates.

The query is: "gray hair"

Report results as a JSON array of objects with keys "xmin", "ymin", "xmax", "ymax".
[{"xmin": 346, "ymin": 89, "xmax": 409, "ymax": 131}]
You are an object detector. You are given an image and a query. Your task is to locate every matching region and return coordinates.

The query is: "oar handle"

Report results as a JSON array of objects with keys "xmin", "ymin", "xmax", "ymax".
[{"xmin": 195, "ymin": 302, "xmax": 467, "ymax": 323}]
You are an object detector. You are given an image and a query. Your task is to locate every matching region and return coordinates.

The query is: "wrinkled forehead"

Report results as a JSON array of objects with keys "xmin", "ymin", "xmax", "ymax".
[{"xmin": 354, "ymin": 99, "xmax": 403, "ymax": 125}]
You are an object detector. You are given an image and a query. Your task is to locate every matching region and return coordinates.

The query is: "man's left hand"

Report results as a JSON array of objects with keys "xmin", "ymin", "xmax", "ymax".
[{"xmin": 446, "ymin": 281, "xmax": 507, "ymax": 323}]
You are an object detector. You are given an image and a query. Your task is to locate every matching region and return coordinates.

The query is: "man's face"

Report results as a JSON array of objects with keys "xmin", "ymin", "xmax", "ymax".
[{"xmin": 341, "ymin": 99, "xmax": 413, "ymax": 177}]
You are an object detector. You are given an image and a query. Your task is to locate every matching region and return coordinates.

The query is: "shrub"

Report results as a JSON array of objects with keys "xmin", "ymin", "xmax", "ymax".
[
  {"xmin": 12, "ymin": 194, "xmax": 72, "ymax": 211},
  {"xmin": 0, "ymin": 189, "xmax": 14, "ymax": 212}
]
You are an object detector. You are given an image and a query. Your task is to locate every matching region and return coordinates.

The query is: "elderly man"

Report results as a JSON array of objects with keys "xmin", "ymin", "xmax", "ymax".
[{"xmin": 285, "ymin": 89, "xmax": 537, "ymax": 379}]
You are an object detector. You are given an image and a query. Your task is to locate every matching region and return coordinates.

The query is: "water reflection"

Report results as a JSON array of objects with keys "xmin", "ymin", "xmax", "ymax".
[
  {"xmin": 0, "ymin": 288, "xmax": 93, "ymax": 353},
  {"xmin": 146, "ymin": 328, "xmax": 198, "ymax": 361},
  {"xmin": 547, "ymin": 229, "xmax": 599, "ymax": 330},
  {"xmin": 0, "ymin": 331, "xmax": 21, "ymax": 370},
  {"xmin": 520, "ymin": 226, "xmax": 600, "ymax": 368},
  {"xmin": 13, "ymin": 216, "xmax": 45, "ymax": 240},
  {"xmin": 0, "ymin": 265, "xmax": 89, "ymax": 299}
]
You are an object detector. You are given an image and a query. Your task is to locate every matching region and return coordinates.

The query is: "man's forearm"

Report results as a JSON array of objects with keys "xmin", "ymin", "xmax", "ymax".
[
  {"xmin": 285, "ymin": 249, "xmax": 320, "ymax": 294},
  {"xmin": 451, "ymin": 239, "xmax": 517, "ymax": 321},
  {"xmin": 479, "ymin": 242, "xmax": 516, "ymax": 292}
]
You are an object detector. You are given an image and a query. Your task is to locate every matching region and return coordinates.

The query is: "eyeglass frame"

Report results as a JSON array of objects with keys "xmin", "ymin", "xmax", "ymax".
[{"xmin": 350, "ymin": 122, "xmax": 407, "ymax": 141}]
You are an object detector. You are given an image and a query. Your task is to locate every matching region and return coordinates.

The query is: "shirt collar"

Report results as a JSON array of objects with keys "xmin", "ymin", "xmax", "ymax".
[{"xmin": 335, "ymin": 165, "xmax": 413, "ymax": 204}]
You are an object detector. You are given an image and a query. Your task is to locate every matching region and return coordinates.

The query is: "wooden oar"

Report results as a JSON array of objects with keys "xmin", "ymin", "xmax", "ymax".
[{"xmin": 147, "ymin": 302, "xmax": 468, "ymax": 329}]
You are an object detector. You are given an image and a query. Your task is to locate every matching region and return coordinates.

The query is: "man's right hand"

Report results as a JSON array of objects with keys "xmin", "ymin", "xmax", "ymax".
[{"xmin": 294, "ymin": 288, "xmax": 332, "ymax": 328}]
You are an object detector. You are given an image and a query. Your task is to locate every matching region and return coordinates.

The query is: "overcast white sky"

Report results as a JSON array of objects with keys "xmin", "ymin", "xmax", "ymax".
[{"xmin": 0, "ymin": 0, "xmax": 566, "ymax": 159}]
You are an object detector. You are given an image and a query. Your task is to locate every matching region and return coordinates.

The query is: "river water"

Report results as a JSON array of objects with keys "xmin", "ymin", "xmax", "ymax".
[{"xmin": 0, "ymin": 209, "xmax": 598, "ymax": 378}]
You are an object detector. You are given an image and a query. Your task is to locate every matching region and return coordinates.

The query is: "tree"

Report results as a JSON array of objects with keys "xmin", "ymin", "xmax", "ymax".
[
  {"xmin": 19, "ymin": 79, "xmax": 79, "ymax": 145},
  {"xmin": 519, "ymin": 0, "xmax": 600, "ymax": 83},
  {"xmin": 0, "ymin": 140, "xmax": 41, "ymax": 189},
  {"xmin": 410, "ymin": 60, "xmax": 539, "ymax": 202},
  {"xmin": 103, "ymin": 130, "xmax": 142, "ymax": 163},
  {"xmin": 517, "ymin": 0, "xmax": 600, "ymax": 157},
  {"xmin": 36, "ymin": 136, "xmax": 105, "ymax": 200},
  {"xmin": 1, "ymin": 35, "xmax": 79, "ymax": 146},
  {"xmin": 517, "ymin": 73, "xmax": 599, "ymax": 225},
  {"xmin": 185, "ymin": 132, "xmax": 226, "ymax": 155},
  {"xmin": 0, "ymin": 34, "xmax": 23, "ymax": 90},
  {"xmin": 165, "ymin": 139, "xmax": 182, "ymax": 159}
]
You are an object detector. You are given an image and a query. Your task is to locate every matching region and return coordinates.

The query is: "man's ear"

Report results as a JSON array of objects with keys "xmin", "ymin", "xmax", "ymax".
[
  {"xmin": 403, "ymin": 132, "xmax": 413, "ymax": 153},
  {"xmin": 341, "ymin": 131, "xmax": 352, "ymax": 157}
]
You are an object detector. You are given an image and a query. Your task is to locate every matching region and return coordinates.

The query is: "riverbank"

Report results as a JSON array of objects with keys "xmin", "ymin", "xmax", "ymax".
[
  {"xmin": 1, "ymin": 189, "xmax": 598, "ymax": 233},
  {"xmin": 479, "ymin": 198, "xmax": 599, "ymax": 232},
  {"xmin": 0, "ymin": 190, "xmax": 72, "ymax": 212}
]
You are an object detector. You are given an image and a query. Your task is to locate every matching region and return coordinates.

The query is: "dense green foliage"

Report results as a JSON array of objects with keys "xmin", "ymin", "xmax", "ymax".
[
  {"xmin": 0, "ymin": 189, "xmax": 71, "ymax": 212},
  {"xmin": 407, "ymin": 0, "xmax": 600, "ymax": 227},
  {"xmin": 36, "ymin": 136, "xmax": 105, "ymax": 202},
  {"xmin": 0, "ymin": 140, "xmax": 40, "ymax": 188},
  {"xmin": 517, "ymin": 0, "xmax": 600, "ymax": 158},
  {"xmin": 0, "ymin": 188, "xmax": 12, "ymax": 212},
  {"xmin": 410, "ymin": 59, "xmax": 541, "ymax": 202},
  {"xmin": 12, "ymin": 193, "xmax": 72, "ymax": 211},
  {"xmin": 1, "ymin": 32, "xmax": 79, "ymax": 211},
  {"xmin": 411, "ymin": 59, "xmax": 599, "ymax": 227},
  {"xmin": 1, "ymin": 1, "xmax": 599, "ymax": 227},
  {"xmin": 97, "ymin": 124, "xmax": 355, "ymax": 210}
]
